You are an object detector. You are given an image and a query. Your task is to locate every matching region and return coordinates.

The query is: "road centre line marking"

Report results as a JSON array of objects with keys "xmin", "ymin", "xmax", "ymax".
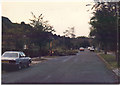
[{"xmin": 62, "ymin": 56, "xmax": 74, "ymax": 62}]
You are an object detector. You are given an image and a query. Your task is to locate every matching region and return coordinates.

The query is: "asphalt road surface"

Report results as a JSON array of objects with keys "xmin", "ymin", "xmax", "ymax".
[{"xmin": 2, "ymin": 49, "xmax": 118, "ymax": 84}]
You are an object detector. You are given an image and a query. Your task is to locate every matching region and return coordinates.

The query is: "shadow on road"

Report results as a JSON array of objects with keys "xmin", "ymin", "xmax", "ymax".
[{"xmin": 2, "ymin": 66, "xmax": 31, "ymax": 73}]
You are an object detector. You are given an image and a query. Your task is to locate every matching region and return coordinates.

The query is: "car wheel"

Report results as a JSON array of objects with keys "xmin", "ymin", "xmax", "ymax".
[
  {"xmin": 26, "ymin": 61, "xmax": 31, "ymax": 67},
  {"xmin": 26, "ymin": 62, "xmax": 29, "ymax": 67}
]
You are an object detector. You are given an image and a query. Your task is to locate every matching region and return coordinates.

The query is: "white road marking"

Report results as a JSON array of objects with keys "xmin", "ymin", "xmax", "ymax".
[{"xmin": 62, "ymin": 56, "xmax": 74, "ymax": 62}]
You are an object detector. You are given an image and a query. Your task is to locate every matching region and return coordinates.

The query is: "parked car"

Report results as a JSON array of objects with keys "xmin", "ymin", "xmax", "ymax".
[
  {"xmin": 2, "ymin": 51, "xmax": 31, "ymax": 70},
  {"xmin": 90, "ymin": 47, "xmax": 95, "ymax": 52},
  {"xmin": 79, "ymin": 47, "xmax": 84, "ymax": 51}
]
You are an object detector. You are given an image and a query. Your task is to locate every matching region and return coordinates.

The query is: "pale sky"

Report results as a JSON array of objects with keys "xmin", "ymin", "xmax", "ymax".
[{"xmin": 2, "ymin": 1, "xmax": 94, "ymax": 37}]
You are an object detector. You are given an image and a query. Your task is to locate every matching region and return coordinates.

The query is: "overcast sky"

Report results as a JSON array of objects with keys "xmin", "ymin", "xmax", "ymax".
[{"xmin": 2, "ymin": 1, "xmax": 94, "ymax": 37}]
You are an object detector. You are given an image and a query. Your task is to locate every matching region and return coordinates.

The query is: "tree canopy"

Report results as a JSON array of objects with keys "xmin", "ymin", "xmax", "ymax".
[{"xmin": 89, "ymin": 2, "xmax": 118, "ymax": 54}]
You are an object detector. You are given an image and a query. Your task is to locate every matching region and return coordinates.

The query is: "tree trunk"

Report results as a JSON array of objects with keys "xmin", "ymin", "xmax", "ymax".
[
  {"xmin": 104, "ymin": 50, "xmax": 107, "ymax": 54},
  {"xmin": 104, "ymin": 46, "xmax": 107, "ymax": 54}
]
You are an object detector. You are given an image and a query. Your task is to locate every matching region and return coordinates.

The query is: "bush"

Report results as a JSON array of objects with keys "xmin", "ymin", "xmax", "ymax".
[
  {"xmin": 24, "ymin": 48, "xmax": 49, "ymax": 58},
  {"xmin": 52, "ymin": 49, "xmax": 78, "ymax": 56}
]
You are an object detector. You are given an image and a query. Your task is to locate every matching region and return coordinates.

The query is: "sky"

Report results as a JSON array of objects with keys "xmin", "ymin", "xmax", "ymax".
[{"xmin": 1, "ymin": 1, "xmax": 94, "ymax": 37}]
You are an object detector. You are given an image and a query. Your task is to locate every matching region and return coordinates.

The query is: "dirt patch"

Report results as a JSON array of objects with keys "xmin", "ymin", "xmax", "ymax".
[{"xmin": 31, "ymin": 57, "xmax": 47, "ymax": 65}]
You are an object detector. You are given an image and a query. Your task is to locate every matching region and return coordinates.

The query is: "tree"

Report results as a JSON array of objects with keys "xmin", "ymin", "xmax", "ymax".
[
  {"xmin": 89, "ymin": 2, "xmax": 117, "ymax": 54},
  {"xmin": 63, "ymin": 27, "xmax": 76, "ymax": 38},
  {"xmin": 2, "ymin": 17, "xmax": 32, "ymax": 52},
  {"xmin": 30, "ymin": 12, "xmax": 55, "ymax": 32},
  {"xmin": 29, "ymin": 12, "xmax": 55, "ymax": 56}
]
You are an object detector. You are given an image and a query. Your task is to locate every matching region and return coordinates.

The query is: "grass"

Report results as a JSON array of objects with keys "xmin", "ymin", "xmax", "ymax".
[
  {"xmin": 94, "ymin": 50, "xmax": 100, "ymax": 53},
  {"xmin": 99, "ymin": 54, "xmax": 118, "ymax": 68}
]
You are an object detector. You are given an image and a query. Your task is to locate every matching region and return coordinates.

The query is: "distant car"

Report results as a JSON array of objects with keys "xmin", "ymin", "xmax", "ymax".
[
  {"xmin": 2, "ymin": 51, "xmax": 31, "ymax": 70},
  {"xmin": 90, "ymin": 47, "xmax": 95, "ymax": 52},
  {"xmin": 88, "ymin": 47, "xmax": 91, "ymax": 50},
  {"xmin": 79, "ymin": 47, "xmax": 84, "ymax": 51}
]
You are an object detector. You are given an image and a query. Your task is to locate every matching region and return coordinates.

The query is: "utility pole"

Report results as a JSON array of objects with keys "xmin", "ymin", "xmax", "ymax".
[{"xmin": 116, "ymin": 2, "xmax": 120, "ymax": 68}]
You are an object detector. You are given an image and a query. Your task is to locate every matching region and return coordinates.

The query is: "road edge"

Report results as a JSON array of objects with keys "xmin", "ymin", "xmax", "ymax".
[{"xmin": 97, "ymin": 53, "xmax": 119, "ymax": 83}]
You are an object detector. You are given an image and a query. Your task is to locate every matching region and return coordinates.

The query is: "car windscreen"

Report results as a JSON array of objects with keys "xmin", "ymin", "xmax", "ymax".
[
  {"xmin": 2, "ymin": 53, "xmax": 18, "ymax": 57},
  {"xmin": 20, "ymin": 52, "xmax": 26, "ymax": 57}
]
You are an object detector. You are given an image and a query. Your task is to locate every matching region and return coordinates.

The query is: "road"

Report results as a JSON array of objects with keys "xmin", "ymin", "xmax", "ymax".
[{"xmin": 2, "ymin": 49, "xmax": 118, "ymax": 84}]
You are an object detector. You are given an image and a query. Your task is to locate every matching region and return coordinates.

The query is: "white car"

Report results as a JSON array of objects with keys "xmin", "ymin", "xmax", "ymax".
[
  {"xmin": 88, "ymin": 47, "xmax": 91, "ymax": 50},
  {"xmin": 2, "ymin": 51, "xmax": 31, "ymax": 70},
  {"xmin": 90, "ymin": 47, "xmax": 95, "ymax": 52}
]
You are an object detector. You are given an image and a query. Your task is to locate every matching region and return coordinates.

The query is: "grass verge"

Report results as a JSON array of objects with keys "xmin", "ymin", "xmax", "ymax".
[{"xmin": 99, "ymin": 54, "xmax": 118, "ymax": 69}]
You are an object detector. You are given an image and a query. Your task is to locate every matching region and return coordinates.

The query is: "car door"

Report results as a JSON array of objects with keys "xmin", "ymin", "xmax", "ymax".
[
  {"xmin": 19, "ymin": 52, "xmax": 28, "ymax": 64},
  {"xmin": 19, "ymin": 52, "xmax": 26, "ymax": 65}
]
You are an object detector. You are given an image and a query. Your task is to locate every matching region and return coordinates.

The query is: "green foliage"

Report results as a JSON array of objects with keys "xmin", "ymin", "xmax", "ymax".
[
  {"xmin": 53, "ymin": 49, "xmax": 78, "ymax": 56},
  {"xmin": 2, "ymin": 15, "xmax": 54, "ymax": 57},
  {"xmin": 2, "ymin": 19, "xmax": 31, "ymax": 52},
  {"xmin": 30, "ymin": 12, "xmax": 55, "ymax": 32},
  {"xmin": 63, "ymin": 27, "xmax": 75, "ymax": 38},
  {"xmin": 89, "ymin": 2, "xmax": 117, "ymax": 53},
  {"xmin": 2, "ymin": 14, "xmax": 91, "ymax": 57},
  {"xmin": 100, "ymin": 54, "xmax": 118, "ymax": 68}
]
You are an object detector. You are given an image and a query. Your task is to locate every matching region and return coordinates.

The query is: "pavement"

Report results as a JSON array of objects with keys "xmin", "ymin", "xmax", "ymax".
[
  {"xmin": 113, "ymin": 68, "xmax": 120, "ymax": 77},
  {"xmin": 2, "ymin": 49, "xmax": 118, "ymax": 84}
]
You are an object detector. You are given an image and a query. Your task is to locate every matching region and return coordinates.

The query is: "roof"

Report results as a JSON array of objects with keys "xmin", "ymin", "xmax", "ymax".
[{"xmin": 4, "ymin": 51, "xmax": 23, "ymax": 53}]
